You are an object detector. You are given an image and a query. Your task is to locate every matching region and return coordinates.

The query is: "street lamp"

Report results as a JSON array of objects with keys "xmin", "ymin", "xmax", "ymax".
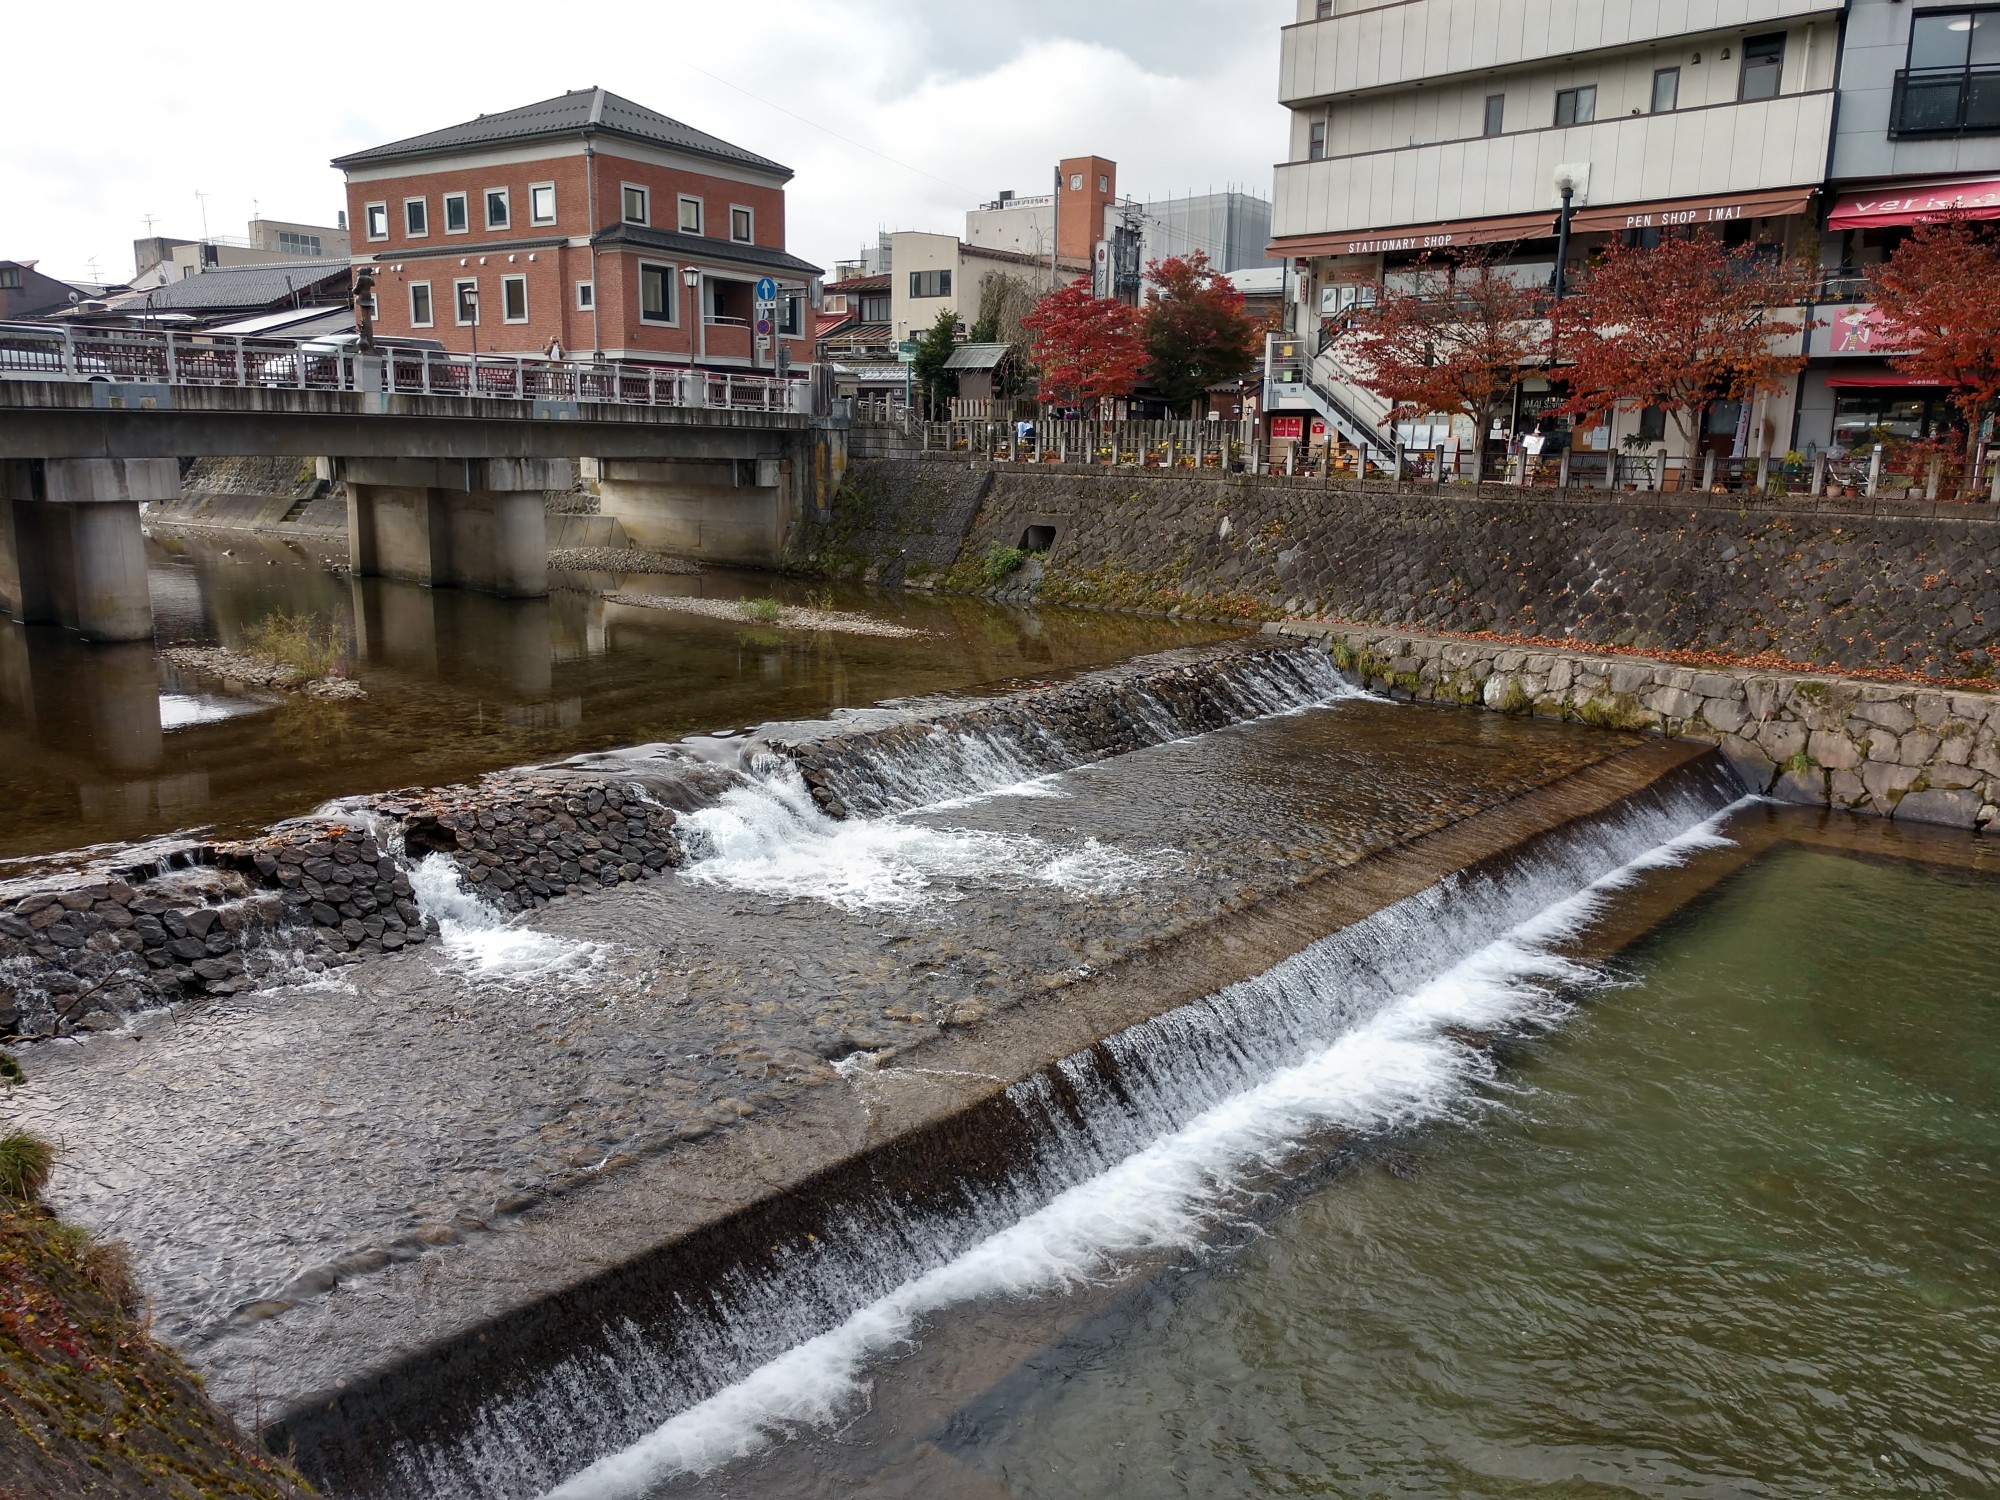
[{"xmin": 1552, "ymin": 165, "xmax": 1584, "ymax": 301}]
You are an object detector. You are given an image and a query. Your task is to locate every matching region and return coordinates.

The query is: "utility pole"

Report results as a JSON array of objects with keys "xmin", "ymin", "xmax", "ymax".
[{"xmin": 1051, "ymin": 162, "xmax": 1059, "ymax": 284}]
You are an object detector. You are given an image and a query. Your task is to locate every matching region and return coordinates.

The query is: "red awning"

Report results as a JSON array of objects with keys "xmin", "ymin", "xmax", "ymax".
[
  {"xmin": 1823, "ymin": 374, "xmax": 1944, "ymax": 389},
  {"xmin": 1567, "ymin": 187, "xmax": 1817, "ymax": 235},
  {"xmin": 1827, "ymin": 177, "xmax": 2000, "ymax": 230},
  {"xmin": 1270, "ymin": 209, "xmax": 1557, "ymax": 261}
]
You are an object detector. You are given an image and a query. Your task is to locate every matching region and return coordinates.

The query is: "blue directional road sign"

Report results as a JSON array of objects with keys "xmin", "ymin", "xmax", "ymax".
[{"xmin": 754, "ymin": 277, "xmax": 778, "ymax": 302}]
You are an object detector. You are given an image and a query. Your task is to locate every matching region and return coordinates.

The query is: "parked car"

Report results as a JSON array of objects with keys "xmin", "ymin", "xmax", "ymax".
[
  {"xmin": 0, "ymin": 322, "xmax": 118, "ymax": 382},
  {"xmin": 255, "ymin": 332, "xmax": 447, "ymax": 389}
]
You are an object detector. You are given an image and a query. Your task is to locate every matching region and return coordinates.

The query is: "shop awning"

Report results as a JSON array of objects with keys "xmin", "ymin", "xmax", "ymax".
[
  {"xmin": 1827, "ymin": 176, "xmax": 2000, "ymax": 231},
  {"xmin": 1270, "ymin": 209, "xmax": 1557, "ymax": 261},
  {"xmin": 1567, "ymin": 187, "xmax": 1817, "ymax": 235},
  {"xmin": 1824, "ymin": 373, "xmax": 1943, "ymax": 389}
]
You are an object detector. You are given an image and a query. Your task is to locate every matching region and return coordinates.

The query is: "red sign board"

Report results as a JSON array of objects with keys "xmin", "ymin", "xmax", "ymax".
[
  {"xmin": 1271, "ymin": 416, "xmax": 1304, "ymax": 440},
  {"xmin": 1828, "ymin": 177, "xmax": 2000, "ymax": 230}
]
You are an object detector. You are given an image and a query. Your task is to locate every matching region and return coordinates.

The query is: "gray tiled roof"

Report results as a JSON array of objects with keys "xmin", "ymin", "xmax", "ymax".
[
  {"xmin": 942, "ymin": 342, "xmax": 1014, "ymax": 371},
  {"xmin": 593, "ymin": 224, "xmax": 822, "ymax": 277},
  {"xmin": 109, "ymin": 260, "xmax": 349, "ymax": 311},
  {"xmin": 333, "ymin": 88, "xmax": 791, "ymax": 178}
]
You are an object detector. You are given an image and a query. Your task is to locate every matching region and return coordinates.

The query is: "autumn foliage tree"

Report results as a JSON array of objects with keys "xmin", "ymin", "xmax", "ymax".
[
  {"xmin": 1138, "ymin": 252, "xmax": 1263, "ymax": 415},
  {"xmin": 1022, "ymin": 278, "xmax": 1145, "ymax": 412},
  {"xmin": 1872, "ymin": 217, "xmax": 2000, "ymax": 487},
  {"xmin": 1558, "ymin": 234, "xmax": 1813, "ymax": 468},
  {"xmin": 1337, "ymin": 251, "xmax": 1545, "ymax": 480}
]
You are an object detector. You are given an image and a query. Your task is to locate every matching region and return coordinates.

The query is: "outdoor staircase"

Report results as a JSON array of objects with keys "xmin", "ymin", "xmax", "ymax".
[{"xmin": 1263, "ymin": 333, "xmax": 1401, "ymax": 474}]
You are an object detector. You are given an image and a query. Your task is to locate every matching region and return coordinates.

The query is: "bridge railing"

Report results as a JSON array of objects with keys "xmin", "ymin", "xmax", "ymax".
[{"xmin": 0, "ymin": 322, "xmax": 813, "ymax": 415}]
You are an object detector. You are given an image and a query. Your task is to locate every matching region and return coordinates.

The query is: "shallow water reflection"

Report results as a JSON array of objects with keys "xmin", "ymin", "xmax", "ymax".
[{"xmin": 0, "ymin": 534, "xmax": 1231, "ymax": 864}]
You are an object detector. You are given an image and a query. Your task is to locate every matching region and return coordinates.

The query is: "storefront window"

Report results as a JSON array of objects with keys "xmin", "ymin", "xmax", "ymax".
[{"xmin": 1831, "ymin": 391, "xmax": 1956, "ymax": 448}]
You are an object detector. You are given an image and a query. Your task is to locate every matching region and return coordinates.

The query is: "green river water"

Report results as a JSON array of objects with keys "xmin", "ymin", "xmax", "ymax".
[{"xmin": 941, "ymin": 843, "xmax": 2000, "ymax": 1498}]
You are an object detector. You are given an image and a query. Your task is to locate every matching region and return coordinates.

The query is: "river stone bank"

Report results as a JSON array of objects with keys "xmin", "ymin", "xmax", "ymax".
[{"xmin": 1276, "ymin": 619, "xmax": 2000, "ymax": 830}]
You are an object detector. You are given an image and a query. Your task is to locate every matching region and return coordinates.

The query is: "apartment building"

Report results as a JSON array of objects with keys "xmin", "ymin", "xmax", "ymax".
[
  {"xmin": 1270, "ymin": 0, "xmax": 1845, "ymax": 460},
  {"xmin": 883, "ymin": 231, "xmax": 1076, "ymax": 343},
  {"xmin": 130, "ymin": 218, "xmax": 353, "ymax": 291},
  {"xmin": 333, "ymin": 88, "xmax": 821, "ymax": 368},
  {"xmin": 1800, "ymin": 0, "xmax": 2000, "ymax": 450}
]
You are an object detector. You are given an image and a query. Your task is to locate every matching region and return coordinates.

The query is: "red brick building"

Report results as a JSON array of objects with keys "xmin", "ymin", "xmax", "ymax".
[{"xmin": 333, "ymin": 87, "xmax": 821, "ymax": 370}]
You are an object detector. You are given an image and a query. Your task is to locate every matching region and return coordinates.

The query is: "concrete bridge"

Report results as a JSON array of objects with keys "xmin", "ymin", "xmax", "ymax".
[{"xmin": 0, "ymin": 334, "xmax": 843, "ymax": 642}]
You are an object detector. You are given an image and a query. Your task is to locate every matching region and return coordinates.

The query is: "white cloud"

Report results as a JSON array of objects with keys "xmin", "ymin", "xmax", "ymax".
[{"xmin": 0, "ymin": 0, "xmax": 1290, "ymax": 284}]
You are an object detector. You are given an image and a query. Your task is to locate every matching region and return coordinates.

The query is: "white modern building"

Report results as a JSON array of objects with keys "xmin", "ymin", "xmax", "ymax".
[{"xmin": 1268, "ymin": 0, "xmax": 1847, "ymax": 466}]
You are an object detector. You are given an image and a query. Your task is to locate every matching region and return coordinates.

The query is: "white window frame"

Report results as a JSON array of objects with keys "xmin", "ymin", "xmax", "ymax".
[
  {"xmin": 409, "ymin": 281, "xmax": 434, "ymax": 327},
  {"xmin": 500, "ymin": 273, "xmax": 529, "ymax": 324},
  {"xmin": 403, "ymin": 198, "xmax": 429, "ymax": 237},
  {"xmin": 443, "ymin": 192, "xmax": 469, "ymax": 235},
  {"xmin": 576, "ymin": 280, "xmax": 595, "ymax": 311},
  {"xmin": 678, "ymin": 195, "xmax": 704, "ymax": 235},
  {"xmin": 637, "ymin": 260, "xmax": 678, "ymax": 326},
  {"xmin": 621, "ymin": 183, "xmax": 649, "ymax": 226},
  {"xmin": 729, "ymin": 204, "xmax": 754, "ymax": 243},
  {"xmin": 483, "ymin": 186, "xmax": 511, "ymax": 231},
  {"xmin": 529, "ymin": 181, "xmax": 557, "ymax": 226},
  {"xmin": 454, "ymin": 277, "xmax": 479, "ymax": 326},
  {"xmin": 363, "ymin": 201, "xmax": 389, "ymax": 241}
]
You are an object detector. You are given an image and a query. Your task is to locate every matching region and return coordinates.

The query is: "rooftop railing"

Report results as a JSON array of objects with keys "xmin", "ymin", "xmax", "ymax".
[{"xmin": 0, "ymin": 322, "xmax": 814, "ymax": 415}]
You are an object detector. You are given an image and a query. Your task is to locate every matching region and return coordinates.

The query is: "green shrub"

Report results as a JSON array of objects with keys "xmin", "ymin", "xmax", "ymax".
[
  {"xmin": 0, "ymin": 1131, "xmax": 53, "ymax": 1201},
  {"xmin": 1784, "ymin": 750, "xmax": 1814, "ymax": 776},
  {"xmin": 1496, "ymin": 678, "xmax": 1532, "ymax": 715},
  {"xmin": 744, "ymin": 597, "xmax": 784, "ymax": 623},
  {"xmin": 981, "ymin": 545, "xmax": 1028, "ymax": 587},
  {"xmin": 1328, "ymin": 640, "xmax": 1357, "ymax": 673},
  {"xmin": 0, "ymin": 1050, "xmax": 22, "ymax": 1086},
  {"xmin": 240, "ymin": 611, "xmax": 344, "ymax": 680}
]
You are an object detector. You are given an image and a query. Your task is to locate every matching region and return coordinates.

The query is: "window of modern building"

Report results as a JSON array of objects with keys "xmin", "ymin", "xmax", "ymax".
[
  {"xmin": 859, "ymin": 292, "xmax": 890, "ymax": 322},
  {"xmin": 1652, "ymin": 67, "xmax": 1681, "ymax": 113},
  {"xmin": 277, "ymin": 231, "xmax": 322, "ymax": 255},
  {"xmin": 780, "ymin": 293, "xmax": 803, "ymax": 336},
  {"xmin": 622, "ymin": 185, "xmax": 649, "ymax": 225},
  {"xmin": 409, "ymin": 282, "xmax": 433, "ymax": 327},
  {"xmin": 1637, "ymin": 406, "xmax": 1668, "ymax": 443},
  {"xmin": 1098, "ymin": 174, "xmax": 1109, "ymax": 191},
  {"xmin": 1740, "ymin": 33, "xmax": 1786, "ymax": 101},
  {"xmin": 639, "ymin": 263, "xmax": 674, "ymax": 323},
  {"xmin": 1315, "ymin": 0, "xmax": 1333, "ymax": 16},
  {"xmin": 501, "ymin": 275, "xmax": 528, "ymax": 323},
  {"xmin": 444, "ymin": 193, "xmax": 469, "ymax": 234},
  {"xmin": 485, "ymin": 189, "xmax": 510, "ymax": 230},
  {"xmin": 1483, "ymin": 94, "xmax": 1505, "ymax": 136},
  {"xmin": 823, "ymin": 293, "xmax": 849, "ymax": 315},
  {"xmin": 1898, "ymin": 9, "xmax": 2000, "ymax": 135},
  {"xmin": 405, "ymin": 198, "xmax": 428, "ymax": 237},
  {"xmin": 679, "ymin": 196, "xmax": 703, "ymax": 235},
  {"xmin": 529, "ymin": 183, "xmax": 556, "ymax": 225},
  {"xmin": 909, "ymin": 269, "xmax": 952, "ymax": 298},
  {"xmin": 0, "ymin": 266, "xmax": 20, "ymax": 290},
  {"xmin": 1553, "ymin": 86, "xmax": 1597, "ymax": 126},
  {"xmin": 731, "ymin": 206, "xmax": 753, "ymax": 242},
  {"xmin": 576, "ymin": 280, "xmax": 594, "ymax": 311},
  {"xmin": 454, "ymin": 278, "xmax": 479, "ymax": 325},
  {"xmin": 364, "ymin": 202, "xmax": 389, "ymax": 240},
  {"xmin": 1308, "ymin": 120, "xmax": 1328, "ymax": 159}
]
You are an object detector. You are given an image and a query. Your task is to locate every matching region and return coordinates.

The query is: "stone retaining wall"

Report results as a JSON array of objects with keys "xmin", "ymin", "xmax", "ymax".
[
  {"xmin": 831, "ymin": 457, "xmax": 2000, "ymax": 681},
  {"xmin": 1275, "ymin": 620, "xmax": 2000, "ymax": 831}
]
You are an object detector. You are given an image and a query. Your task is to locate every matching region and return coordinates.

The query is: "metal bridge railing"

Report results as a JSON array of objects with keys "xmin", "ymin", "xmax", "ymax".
[{"xmin": 0, "ymin": 322, "xmax": 814, "ymax": 415}]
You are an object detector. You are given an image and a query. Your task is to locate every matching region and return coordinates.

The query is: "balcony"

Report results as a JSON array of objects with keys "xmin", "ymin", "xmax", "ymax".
[
  {"xmin": 1279, "ymin": 0, "xmax": 1842, "ymax": 106},
  {"xmin": 1273, "ymin": 91, "xmax": 1834, "ymax": 246},
  {"xmin": 1889, "ymin": 65, "xmax": 2000, "ymax": 139}
]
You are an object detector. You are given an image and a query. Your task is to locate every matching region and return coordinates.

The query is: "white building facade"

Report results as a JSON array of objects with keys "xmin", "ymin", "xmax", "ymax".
[{"xmin": 1269, "ymin": 0, "xmax": 1846, "ymax": 465}]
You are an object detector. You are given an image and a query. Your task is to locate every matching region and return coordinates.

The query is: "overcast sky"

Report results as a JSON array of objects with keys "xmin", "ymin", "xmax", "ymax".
[{"xmin": 4, "ymin": 0, "xmax": 1292, "ymax": 286}]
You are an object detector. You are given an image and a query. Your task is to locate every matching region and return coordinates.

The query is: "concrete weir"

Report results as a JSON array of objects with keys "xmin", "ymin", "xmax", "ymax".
[
  {"xmin": 4, "ymin": 636, "xmax": 1741, "ymax": 1496},
  {"xmin": 254, "ymin": 748, "xmax": 1733, "ymax": 1493}
]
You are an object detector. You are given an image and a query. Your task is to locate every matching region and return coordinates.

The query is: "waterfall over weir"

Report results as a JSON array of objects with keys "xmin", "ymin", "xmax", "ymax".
[{"xmin": 314, "ymin": 723, "xmax": 1744, "ymax": 1500}]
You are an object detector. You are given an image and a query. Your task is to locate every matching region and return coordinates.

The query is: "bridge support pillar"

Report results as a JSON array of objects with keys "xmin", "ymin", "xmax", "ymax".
[
  {"xmin": 0, "ymin": 458, "xmax": 171, "ymax": 642},
  {"xmin": 588, "ymin": 451, "xmax": 796, "ymax": 568},
  {"xmin": 340, "ymin": 457, "xmax": 563, "ymax": 598}
]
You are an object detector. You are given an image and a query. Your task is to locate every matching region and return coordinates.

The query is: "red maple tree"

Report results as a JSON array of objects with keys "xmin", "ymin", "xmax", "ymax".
[
  {"xmin": 1337, "ymin": 251, "xmax": 1544, "ymax": 479},
  {"xmin": 1022, "ymin": 278, "xmax": 1144, "ymax": 413},
  {"xmin": 1872, "ymin": 217, "xmax": 2000, "ymax": 486},
  {"xmin": 1557, "ymin": 234, "xmax": 1813, "ymax": 466},
  {"xmin": 1139, "ymin": 252, "xmax": 1263, "ymax": 415}
]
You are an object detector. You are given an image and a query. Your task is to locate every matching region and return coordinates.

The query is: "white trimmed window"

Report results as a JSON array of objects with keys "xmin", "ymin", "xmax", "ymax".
[
  {"xmin": 576, "ymin": 280, "xmax": 595, "ymax": 311},
  {"xmin": 484, "ymin": 188, "xmax": 510, "ymax": 230},
  {"xmin": 444, "ymin": 192, "xmax": 469, "ymax": 234},
  {"xmin": 730, "ymin": 205, "xmax": 753, "ymax": 243},
  {"xmin": 501, "ymin": 274, "xmax": 528, "ymax": 323},
  {"xmin": 404, "ymin": 198, "xmax": 428, "ymax": 237},
  {"xmin": 622, "ymin": 184, "xmax": 649, "ymax": 225},
  {"xmin": 409, "ymin": 282, "xmax": 434, "ymax": 326},
  {"xmin": 364, "ymin": 202, "xmax": 389, "ymax": 240},
  {"xmin": 529, "ymin": 182, "xmax": 557, "ymax": 225},
  {"xmin": 639, "ymin": 262, "xmax": 675, "ymax": 324},
  {"xmin": 455, "ymin": 277, "xmax": 479, "ymax": 325},
  {"xmin": 678, "ymin": 195, "xmax": 703, "ymax": 235}
]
